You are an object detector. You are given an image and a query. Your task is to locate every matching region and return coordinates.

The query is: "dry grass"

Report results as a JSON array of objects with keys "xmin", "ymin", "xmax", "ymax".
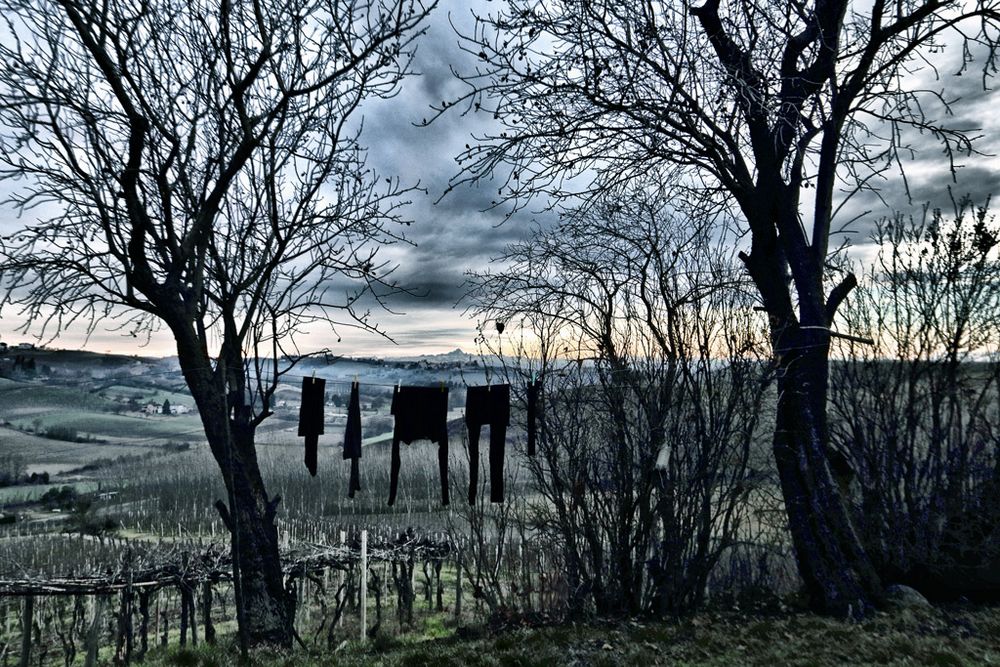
[{"xmin": 143, "ymin": 604, "xmax": 1000, "ymax": 666}]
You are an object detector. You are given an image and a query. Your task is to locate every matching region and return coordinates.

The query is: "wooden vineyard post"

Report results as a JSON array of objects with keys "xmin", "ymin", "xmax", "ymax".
[
  {"xmin": 17, "ymin": 595, "xmax": 32, "ymax": 667},
  {"xmin": 360, "ymin": 529, "xmax": 368, "ymax": 643},
  {"xmin": 338, "ymin": 530, "xmax": 346, "ymax": 628},
  {"xmin": 454, "ymin": 548, "xmax": 463, "ymax": 620},
  {"xmin": 202, "ymin": 582, "xmax": 215, "ymax": 645},
  {"xmin": 158, "ymin": 592, "xmax": 168, "ymax": 648},
  {"xmin": 84, "ymin": 596, "xmax": 107, "ymax": 667}
]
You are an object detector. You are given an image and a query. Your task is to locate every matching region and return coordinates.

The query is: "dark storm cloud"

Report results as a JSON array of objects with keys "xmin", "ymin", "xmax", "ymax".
[
  {"xmin": 831, "ymin": 41, "xmax": 1000, "ymax": 250},
  {"xmin": 348, "ymin": 1, "xmax": 554, "ymax": 323}
]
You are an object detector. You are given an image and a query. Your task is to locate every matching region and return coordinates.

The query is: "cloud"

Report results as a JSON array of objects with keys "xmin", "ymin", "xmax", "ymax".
[
  {"xmin": 4, "ymin": 2, "xmax": 999, "ymax": 359},
  {"xmin": 831, "ymin": 37, "xmax": 1000, "ymax": 251}
]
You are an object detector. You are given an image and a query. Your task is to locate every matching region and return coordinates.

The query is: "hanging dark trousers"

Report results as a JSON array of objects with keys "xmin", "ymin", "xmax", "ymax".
[
  {"xmin": 299, "ymin": 377, "xmax": 326, "ymax": 476},
  {"xmin": 389, "ymin": 386, "xmax": 450, "ymax": 506},
  {"xmin": 526, "ymin": 378, "xmax": 542, "ymax": 457},
  {"xmin": 465, "ymin": 384, "xmax": 510, "ymax": 504},
  {"xmin": 343, "ymin": 381, "xmax": 363, "ymax": 497}
]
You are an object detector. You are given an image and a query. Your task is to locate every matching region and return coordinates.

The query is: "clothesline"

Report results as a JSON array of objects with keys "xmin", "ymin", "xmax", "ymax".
[{"xmin": 299, "ymin": 377, "xmax": 531, "ymax": 507}]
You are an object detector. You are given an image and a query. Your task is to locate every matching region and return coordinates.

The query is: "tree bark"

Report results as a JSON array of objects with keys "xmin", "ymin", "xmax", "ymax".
[
  {"xmin": 136, "ymin": 592, "xmax": 148, "ymax": 660},
  {"xmin": 176, "ymin": 336, "xmax": 294, "ymax": 649},
  {"xmin": 211, "ymin": 430, "xmax": 293, "ymax": 647},
  {"xmin": 772, "ymin": 325, "xmax": 883, "ymax": 618}
]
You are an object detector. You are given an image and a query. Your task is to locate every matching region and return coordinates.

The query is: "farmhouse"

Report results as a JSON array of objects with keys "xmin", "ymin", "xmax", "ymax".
[{"xmin": 148, "ymin": 402, "xmax": 192, "ymax": 415}]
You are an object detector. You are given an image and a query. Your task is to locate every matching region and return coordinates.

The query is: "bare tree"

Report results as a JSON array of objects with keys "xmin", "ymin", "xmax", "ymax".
[
  {"xmin": 444, "ymin": 0, "xmax": 1000, "ymax": 616},
  {"xmin": 831, "ymin": 196, "xmax": 1000, "ymax": 599},
  {"xmin": 467, "ymin": 186, "xmax": 773, "ymax": 617},
  {"xmin": 0, "ymin": 0, "xmax": 435, "ymax": 646}
]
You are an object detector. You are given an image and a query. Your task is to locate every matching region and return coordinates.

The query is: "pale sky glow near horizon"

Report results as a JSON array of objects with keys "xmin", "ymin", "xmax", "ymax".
[{"xmin": 1, "ymin": 1, "xmax": 999, "ymax": 359}]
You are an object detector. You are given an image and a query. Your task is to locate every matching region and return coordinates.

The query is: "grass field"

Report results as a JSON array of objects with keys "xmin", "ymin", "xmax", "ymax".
[
  {"xmin": 39, "ymin": 411, "xmax": 204, "ymax": 439},
  {"xmin": 0, "ymin": 423, "xmax": 195, "ymax": 465},
  {"xmin": 0, "ymin": 480, "xmax": 99, "ymax": 504},
  {"xmin": 0, "ymin": 382, "xmax": 114, "ymax": 416},
  {"xmin": 98, "ymin": 384, "xmax": 195, "ymax": 407},
  {"xmin": 0, "ymin": 374, "xmax": 207, "ymax": 467},
  {"xmin": 138, "ymin": 604, "xmax": 1000, "ymax": 666}
]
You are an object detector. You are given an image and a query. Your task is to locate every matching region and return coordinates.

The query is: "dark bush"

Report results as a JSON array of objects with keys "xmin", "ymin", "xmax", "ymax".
[
  {"xmin": 39, "ymin": 485, "xmax": 78, "ymax": 509},
  {"xmin": 44, "ymin": 425, "xmax": 80, "ymax": 442}
]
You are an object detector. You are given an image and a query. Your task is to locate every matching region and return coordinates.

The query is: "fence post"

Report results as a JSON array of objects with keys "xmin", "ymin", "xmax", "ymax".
[{"xmin": 360, "ymin": 529, "xmax": 368, "ymax": 643}]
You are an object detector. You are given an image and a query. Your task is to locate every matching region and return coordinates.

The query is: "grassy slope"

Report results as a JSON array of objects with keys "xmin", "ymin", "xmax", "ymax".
[
  {"xmin": 0, "ymin": 382, "xmax": 111, "ymax": 417},
  {"xmin": 99, "ymin": 384, "xmax": 195, "ymax": 407},
  {"xmin": 0, "ymin": 375, "xmax": 206, "ymax": 465},
  {"xmin": 144, "ymin": 606, "xmax": 999, "ymax": 667}
]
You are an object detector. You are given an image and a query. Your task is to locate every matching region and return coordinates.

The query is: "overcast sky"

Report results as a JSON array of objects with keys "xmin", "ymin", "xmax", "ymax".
[{"xmin": 1, "ymin": 1, "xmax": 998, "ymax": 358}]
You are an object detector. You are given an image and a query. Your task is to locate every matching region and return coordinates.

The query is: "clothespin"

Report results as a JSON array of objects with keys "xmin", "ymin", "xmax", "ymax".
[
  {"xmin": 311, "ymin": 370, "xmax": 316, "ymax": 384},
  {"xmin": 353, "ymin": 373, "xmax": 358, "ymax": 386},
  {"xmin": 440, "ymin": 381, "xmax": 445, "ymax": 393}
]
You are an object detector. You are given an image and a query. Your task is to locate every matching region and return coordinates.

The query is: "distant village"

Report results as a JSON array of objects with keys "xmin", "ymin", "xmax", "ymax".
[
  {"xmin": 0, "ymin": 340, "xmax": 194, "ymax": 416},
  {"xmin": 0, "ymin": 341, "xmax": 36, "ymax": 353}
]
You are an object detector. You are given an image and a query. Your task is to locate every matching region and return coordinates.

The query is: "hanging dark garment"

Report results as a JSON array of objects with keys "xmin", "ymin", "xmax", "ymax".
[
  {"xmin": 465, "ymin": 384, "xmax": 510, "ymax": 504},
  {"xmin": 299, "ymin": 377, "xmax": 326, "ymax": 476},
  {"xmin": 343, "ymin": 381, "xmax": 363, "ymax": 497},
  {"xmin": 526, "ymin": 378, "xmax": 542, "ymax": 457},
  {"xmin": 388, "ymin": 386, "xmax": 450, "ymax": 506}
]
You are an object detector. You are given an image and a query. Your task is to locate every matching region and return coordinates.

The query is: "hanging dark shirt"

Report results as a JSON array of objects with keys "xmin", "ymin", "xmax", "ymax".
[
  {"xmin": 466, "ymin": 384, "xmax": 511, "ymax": 504},
  {"xmin": 526, "ymin": 378, "xmax": 542, "ymax": 457},
  {"xmin": 299, "ymin": 377, "xmax": 326, "ymax": 476},
  {"xmin": 389, "ymin": 386, "xmax": 449, "ymax": 506},
  {"xmin": 343, "ymin": 381, "xmax": 362, "ymax": 497}
]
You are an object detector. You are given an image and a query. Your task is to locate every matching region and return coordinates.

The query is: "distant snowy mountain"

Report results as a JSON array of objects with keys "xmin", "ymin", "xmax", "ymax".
[{"xmin": 381, "ymin": 348, "xmax": 480, "ymax": 364}]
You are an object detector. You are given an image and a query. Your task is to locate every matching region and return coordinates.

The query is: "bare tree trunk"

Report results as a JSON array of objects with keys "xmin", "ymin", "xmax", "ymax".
[
  {"xmin": 84, "ymin": 596, "xmax": 106, "ymax": 667},
  {"xmin": 180, "ymin": 351, "xmax": 293, "ymax": 649},
  {"xmin": 113, "ymin": 589, "xmax": 132, "ymax": 665},
  {"xmin": 772, "ymin": 327, "xmax": 883, "ymax": 618},
  {"xmin": 212, "ymin": 438, "xmax": 292, "ymax": 647},
  {"xmin": 158, "ymin": 607, "xmax": 167, "ymax": 648},
  {"xmin": 183, "ymin": 584, "xmax": 197, "ymax": 647},
  {"xmin": 136, "ymin": 592, "xmax": 148, "ymax": 661},
  {"xmin": 178, "ymin": 587, "xmax": 188, "ymax": 648}
]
